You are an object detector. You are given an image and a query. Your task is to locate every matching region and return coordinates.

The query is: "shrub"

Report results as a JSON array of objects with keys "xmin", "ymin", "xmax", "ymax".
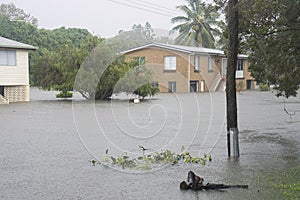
[
  {"xmin": 236, "ymin": 81, "xmax": 244, "ymax": 92},
  {"xmin": 259, "ymin": 84, "xmax": 269, "ymax": 91},
  {"xmin": 56, "ymin": 91, "xmax": 73, "ymax": 98}
]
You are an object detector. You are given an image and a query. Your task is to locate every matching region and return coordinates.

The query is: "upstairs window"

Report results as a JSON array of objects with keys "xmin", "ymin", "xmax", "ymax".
[
  {"xmin": 236, "ymin": 59, "xmax": 244, "ymax": 78},
  {"xmin": 0, "ymin": 50, "xmax": 16, "ymax": 66},
  {"xmin": 134, "ymin": 56, "xmax": 145, "ymax": 66},
  {"xmin": 222, "ymin": 58, "xmax": 227, "ymax": 76},
  {"xmin": 208, "ymin": 57, "xmax": 213, "ymax": 72},
  {"xmin": 237, "ymin": 59, "xmax": 244, "ymax": 71},
  {"xmin": 194, "ymin": 55, "xmax": 199, "ymax": 71},
  {"xmin": 164, "ymin": 56, "xmax": 176, "ymax": 70}
]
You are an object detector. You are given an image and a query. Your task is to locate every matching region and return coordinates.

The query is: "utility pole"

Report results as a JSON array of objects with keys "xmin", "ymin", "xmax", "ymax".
[{"xmin": 226, "ymin": 0, "xmax": 239, "ymax": 157}]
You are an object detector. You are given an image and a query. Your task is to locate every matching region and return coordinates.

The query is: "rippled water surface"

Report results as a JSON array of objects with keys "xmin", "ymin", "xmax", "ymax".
[{"xmin": 0, "ymin": 88, "xmax": 299, "ymax": 199}]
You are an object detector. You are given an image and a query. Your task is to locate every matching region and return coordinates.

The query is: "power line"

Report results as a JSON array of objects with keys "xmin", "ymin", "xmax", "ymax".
[
  {"xmin": 138, "ymin": 0, "xmax": 180, "ymax": 14},
  {"xmin": 125, "ymin": 0, "xmax": 181, "ymax": 16},
  {"xmin": 126, "ymin": 0, "xmax": 179, "ymax": 15},
  {"xmin": 107, "ymin": 0, "xmax": 176, "ymax": 18}
]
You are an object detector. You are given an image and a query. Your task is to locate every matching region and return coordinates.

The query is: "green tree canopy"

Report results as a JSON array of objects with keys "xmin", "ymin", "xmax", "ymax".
[
  {"xmin": 0, "ymin": 3, "xmax": 38, "ymax": 26},
  {"xmin": 239, "ymin": 0, "xmax": 300, "ymax": 98},
  {"xmin": 31, "ymin": 44, "xmax": 88, "ymax": 94},
  {"xmin": 132, "ymin": 22, "xmax": 155, "ymax": 41},
  {"xmin": 1, "ymin": 3, "xmax": 158, "ymax": 100},
  {"xmin": 75, "ymin": 43, "xmax": 158, "ymax": 100}
]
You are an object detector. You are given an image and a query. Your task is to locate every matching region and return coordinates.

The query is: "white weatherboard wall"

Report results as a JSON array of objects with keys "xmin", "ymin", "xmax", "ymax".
[
  {"xmin": 0, "ymin": 50, "xmax": 29, "ymax": 86},
  {"xmin": 0, "ymin": 36, "xmax": 37, "ymax": 103},
  {"xmin": 0, "ymin": 50, "xmax": 30, "ymax": 102}
]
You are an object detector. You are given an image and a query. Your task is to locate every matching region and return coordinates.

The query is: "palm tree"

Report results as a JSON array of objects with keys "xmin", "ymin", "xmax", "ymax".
[{"xmin": 171, "ymin": 0, "xmax": 219, "ymax": 48}]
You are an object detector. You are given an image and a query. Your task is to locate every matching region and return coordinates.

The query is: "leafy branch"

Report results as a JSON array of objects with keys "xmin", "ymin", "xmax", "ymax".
[{"xmin": 90, "ymin": 146, "xmax": 212, "ymax": 170}]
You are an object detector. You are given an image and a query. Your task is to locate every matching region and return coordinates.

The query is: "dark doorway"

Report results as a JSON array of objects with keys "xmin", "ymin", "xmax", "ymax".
[
  {"xmin": 0, "ymin": 86, "xmax": 4, "ymax": 96},
  {"xmin": 190, "ymin": 81, "xmax": 198, "ymax": 92},
  {"xmin": 246, "ymin": 80, "xmax": 252, "ymax": 90},
  {"xmin": 168, "ymin": 82, "xmax": 176, "ymax": 93}
]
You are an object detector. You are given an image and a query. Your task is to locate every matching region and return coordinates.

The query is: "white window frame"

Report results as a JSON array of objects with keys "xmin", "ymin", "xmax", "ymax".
[
  {"xmin": 0, "ymin": 50, "xmax": 16, "ymax": 66},
  {"xmin": 208, "ymin": 57, "xmax": 213, "ymax": 72},
  {"xmin": 164, "ymin": 56, "xmax": 176, "ymax": 71},
  {"xmin": 194, "ymin": 55, "xmax": 199, "ymax": 71},
  {"xmin": 236, "ymin": 59, "xmax": 244, "ymax": 78},
  {"xmin": 222, "ymin": 58, "xmax": 227, "ymax": 76}
]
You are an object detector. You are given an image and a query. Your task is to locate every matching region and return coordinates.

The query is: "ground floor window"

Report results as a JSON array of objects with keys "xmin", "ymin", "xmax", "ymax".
[
  {"xmin": 168, "ymin": 81, "xmax": 176, "ymax": 93},
  {"xmin": 152, "ymin": 81, "xmax": 159, "ymax": 89},
  {"xmin": 0, "ymin": 86, "xmax": 4, "ymax": 96},
  {"xmin": 190, "ymin": 81, "xmax": 198, "ymax": 92}
]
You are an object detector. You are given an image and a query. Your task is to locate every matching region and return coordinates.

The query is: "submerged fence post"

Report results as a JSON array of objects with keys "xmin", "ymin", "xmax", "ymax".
[{"xmin": 230, "ymin": 128, "xmax": 240, "ymax": 157}]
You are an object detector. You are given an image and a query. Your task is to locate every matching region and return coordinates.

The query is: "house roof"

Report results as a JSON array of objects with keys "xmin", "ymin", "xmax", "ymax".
[
  {"xmin": 0, "ymin": 36, "xmax": 37, "ymax": 50},
  {"xmin": 121, "ymin": 43, "xmax": 248, "ymax": 58}
]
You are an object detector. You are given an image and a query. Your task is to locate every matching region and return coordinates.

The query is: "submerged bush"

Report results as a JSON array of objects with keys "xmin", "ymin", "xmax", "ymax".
[
  {"xmin": 56, "ymin": 91, "xmax": 73, "ymax": 98},
  {"xmin": 90, "ymin": 146, "xmax": 212, "ymax": 170},
  {"xmin": 259, "ymin": 84, "xmax": 269, "ymax": 91},
  {"xmin": 236, "ymin": 81, "xmax": 245, "ymax": 92}
]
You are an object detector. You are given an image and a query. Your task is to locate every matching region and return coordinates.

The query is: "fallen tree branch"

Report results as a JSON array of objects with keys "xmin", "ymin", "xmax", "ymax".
[{"xmin": 180, "ymin": 171, "xmax": 248, "ymax": 191}]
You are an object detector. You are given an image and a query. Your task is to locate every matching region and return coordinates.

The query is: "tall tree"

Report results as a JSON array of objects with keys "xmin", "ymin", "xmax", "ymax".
[
  {"xmin": 31, "ymin": 44, "xmax": 87, "ymax": 94},
  {"xmin": 226, "ymin": 0, "xmax": 239, "ymax": 156},
  {"xmin": 132, "ymin": 22, "xmax": 155, "ymax": 41},
  {"xmin": 171, "ymin": 0, "xmax": 220, "ymax": 48},
  {"xmin": 110, "ymin": 22, "xmax": 155, "ymax": 53},
  {"xmin": 0, "ymin": 3, "xmax": 38, "ymax": 26}
]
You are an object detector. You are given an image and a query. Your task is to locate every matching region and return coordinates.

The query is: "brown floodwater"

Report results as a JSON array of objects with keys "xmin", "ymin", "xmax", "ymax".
[{"xmin": 0, "ymin": 88, "xmax": 299, "ymax": 199}]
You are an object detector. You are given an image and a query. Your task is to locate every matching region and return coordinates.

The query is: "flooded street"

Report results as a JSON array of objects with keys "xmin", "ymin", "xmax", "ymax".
[{"xmin": 0, "ymin": 88, "xmax": 299, "ymax": 199}]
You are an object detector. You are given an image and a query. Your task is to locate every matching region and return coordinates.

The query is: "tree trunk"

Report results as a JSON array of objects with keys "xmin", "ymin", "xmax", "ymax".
[
  {"xmin": 226, "ymin": 0, "xmax": 239, "ymax": 156},
  {"xmin": 195, "ymin": 30, "xmax": 199, "ymax": 47}
]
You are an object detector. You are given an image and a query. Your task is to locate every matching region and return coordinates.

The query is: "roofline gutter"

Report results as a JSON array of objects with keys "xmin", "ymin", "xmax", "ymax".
[{"xmin": 0, "ymin": 45, "xmax": 38, "ymax": 50}]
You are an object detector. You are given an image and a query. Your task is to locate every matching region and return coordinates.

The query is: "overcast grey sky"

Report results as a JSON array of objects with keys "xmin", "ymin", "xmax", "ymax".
[{"xmin": 1, "ymin": 0, "xmax": 188, "ymax": 38}]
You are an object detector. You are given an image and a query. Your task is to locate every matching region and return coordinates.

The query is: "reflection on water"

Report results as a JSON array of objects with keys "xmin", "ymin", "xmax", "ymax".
[{"xmin": 0, "ymin": 88, "xmax": 299, "ymax": 199}]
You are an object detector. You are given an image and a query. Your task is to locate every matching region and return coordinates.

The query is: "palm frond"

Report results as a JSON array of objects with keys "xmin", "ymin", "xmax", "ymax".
[
  {"xmin": 201, "ymin": 29, "xmax": 215, "ymax": 48},
  {"xmin": 175, "ymin": 29, "xmax": 192, "ymax": 45},
  {"xmin": 171, "ymin": 22, "xmax": 192, "ymax": 32},
  {"xmin": 171, "ymin": 16, "xmax": 190, "ymax": 24},
  {"xmin": 202, "ymin": 24, "xmax": 215, "ymax": 42},
  {"xmin": 171, "ymin": 0, "xmax": 220, "ymax": 47},
  {"xmin": 178, "ymin": 5, "xmax": 197, "ymax": 20}
]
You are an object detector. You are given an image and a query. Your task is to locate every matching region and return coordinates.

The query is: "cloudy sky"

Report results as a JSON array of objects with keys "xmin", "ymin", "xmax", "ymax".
[{"xmin": 2, "ymin": 0, "xmax": 187, "ymax": 38}]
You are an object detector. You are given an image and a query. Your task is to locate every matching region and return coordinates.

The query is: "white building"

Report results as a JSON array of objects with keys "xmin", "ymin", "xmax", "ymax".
[{"xmin": 0, "ymin": 37, "xmax": 37, "ymax": 104}]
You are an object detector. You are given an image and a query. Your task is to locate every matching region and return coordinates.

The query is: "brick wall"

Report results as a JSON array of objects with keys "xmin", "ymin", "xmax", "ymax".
[
  {"xmin": 125, "ymin": 47, "xmax": 225, "ymax": 93},
  {"xmin": 125, "ymin": 46, "xmax": 254, "ymax": 92}
]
